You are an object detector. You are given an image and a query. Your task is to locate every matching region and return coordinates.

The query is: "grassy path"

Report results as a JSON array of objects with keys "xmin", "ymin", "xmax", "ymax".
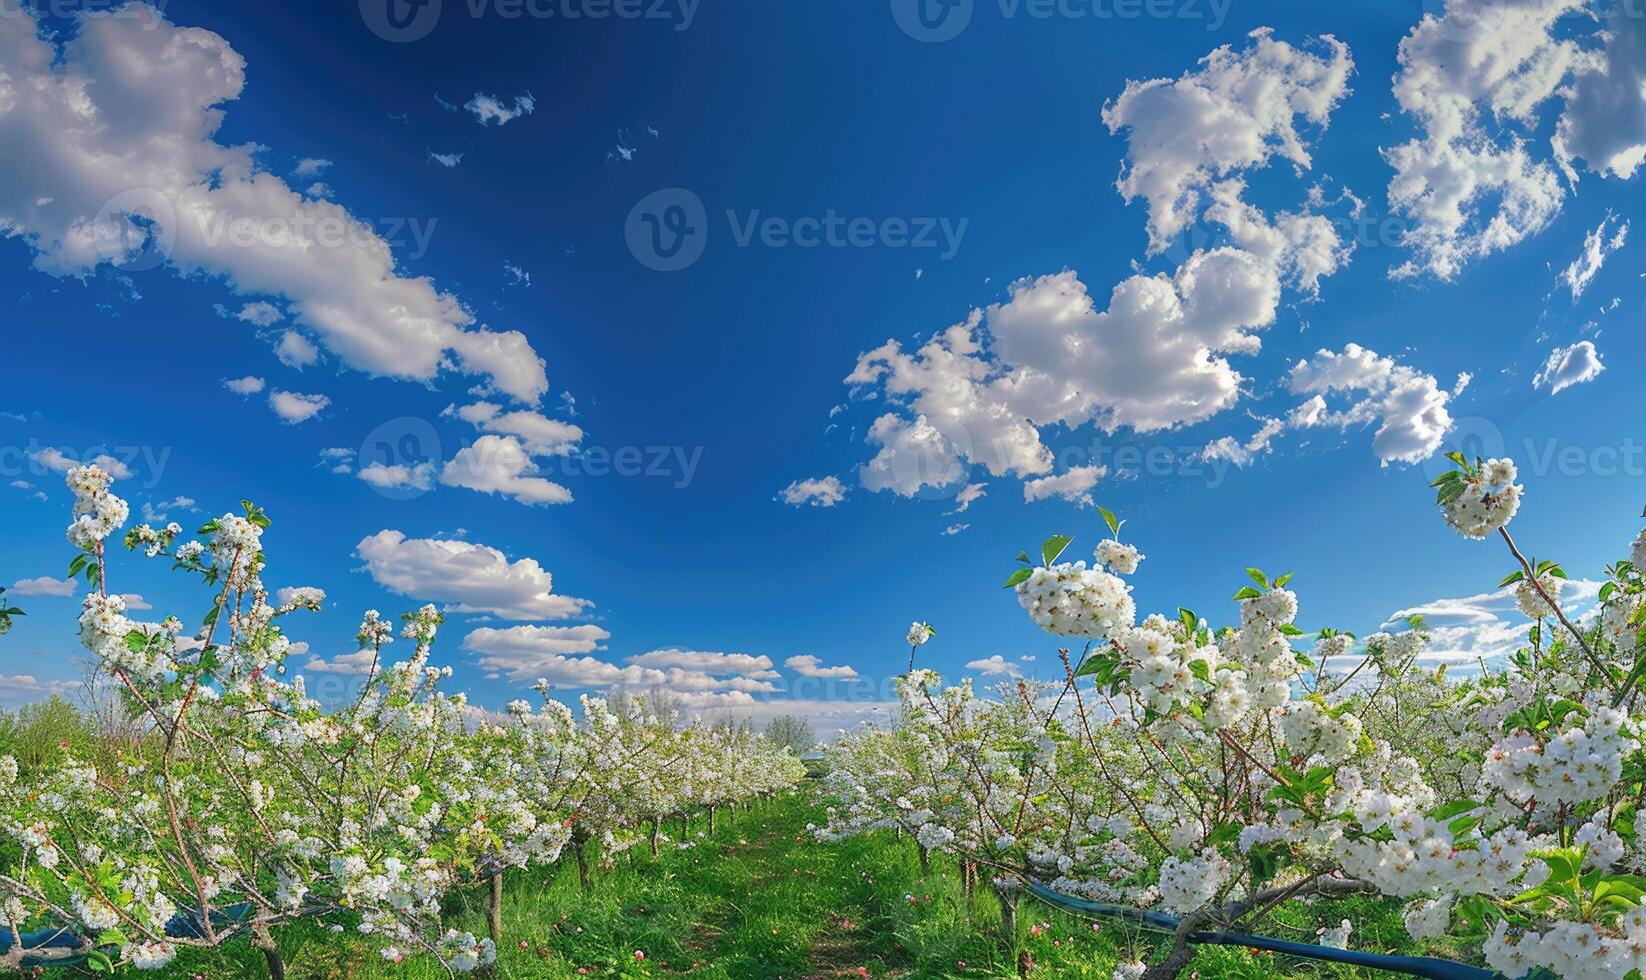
[{"xmin": 160, "ymin": 795, "xmax": 924, "ymax": 978}]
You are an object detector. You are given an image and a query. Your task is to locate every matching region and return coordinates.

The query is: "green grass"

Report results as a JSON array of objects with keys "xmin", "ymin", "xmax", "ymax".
[{"xmin": 139, "ymin": 793, "xmax": 1484, "ymax": 979}]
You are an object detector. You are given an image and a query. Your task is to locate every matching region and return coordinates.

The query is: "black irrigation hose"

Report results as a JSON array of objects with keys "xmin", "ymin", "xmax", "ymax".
[{"xmin": 1021, "ymin": 881, "xmax": 1514, "ymax": 980}]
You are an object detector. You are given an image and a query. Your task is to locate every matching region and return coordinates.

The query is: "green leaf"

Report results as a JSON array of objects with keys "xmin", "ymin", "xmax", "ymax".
[
  {"xmin": 1206, "ymin": 822, "xmax": 1240, "ymax": 849},
  {"xmin": 1002, "ymin": 568, "xmax": 1033, "ymax": 589},
  {"xmin": 68, "ymin": 554, "xmax": 89, "ymax": 578},
  {"xmin": 1247, "ymin": 843, "xmax": 1290, "ymax": 883},
  {"xmin": 1041, "ymin": 535, "xmax": 1073, "ymax": 566},
  {"xmin": 203, "ymin": 605, "xmax": 220, "ymax": 628},
  {"xmin": 1015, "ymin": 551, "xmax": 1032, "ymax": 565},
  {"xmin": 1233, "ymin": 586, "xmax": 1263, "ymax": 601},
  {"xmin": 1444, "ymin": 450, "xmax": 1469, "ymax": 469},
  {"xmin": 1273, "ymin": 572, "xmax": 1294, "ymax": 589},
  {"xmin": 1431, "ymin": 800, "xmax": 1480, "ymax": 821},
  {"xmin": 1448, "ymin": 814, "xmax": 1482, "ymax": 836},
  {"xmin": 1499, "ymin": 570, "xmax": 1525, "ymax": 587},
  {"xmin": 1097, "ymin": 506, "xmax": 1120, "ymax": 537},
  {"xmin": 1245, "ymin": 568, "xmax": 1269, "ymax": 589}
]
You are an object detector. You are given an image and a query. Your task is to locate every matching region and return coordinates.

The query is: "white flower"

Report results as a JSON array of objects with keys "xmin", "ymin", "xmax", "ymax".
[
  {"xmin": 1403, "ymin": 896, "xmax": 1452, "ymax": 942},
  {"xmin": 1015, "ymin": 562, "xmax": 1135, "ymax": 639},
  {"xmin": 1440, "ymin": 459, "xmax": 1523, "ymax": 540},
  {"xmin": 72, "ymin": 893, "xmax": 119, "ymax": 932},
  {"xmin": 1514, "ymin": 575, "xmax": 1561, "ymax": 620},
  {"xmin": 64, "ymin": 465, "xmax": 128, "ymax": 549},
  {"xmin": 1157, "ymin": 849, "xmax": 1231, "ymax": 913},
  {"xmin": 1094, "ymin": 539, "xmax": 1143, "ymax": 575},
  {"xmin": 129, "ymin": 941, "xmax": 177, "ymax": 970},
  {"xmin": 906, "ymin": 621, "xmax": 935, "ymax": 647}
]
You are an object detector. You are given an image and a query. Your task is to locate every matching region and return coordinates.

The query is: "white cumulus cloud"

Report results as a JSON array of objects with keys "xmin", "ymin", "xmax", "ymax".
[
  {"xmin": 459, "ymin": 624, "xmax": 619, "ymax": 682},
  {"xmin": 785, "ymin": 655, "xmax": 859, "ymax": 679},
  {"xmin": 223, "ymin": 376, "xmax": 265, "ymax": 395},
  {"xmin": 10, "ymin": 576, "xmax": 76, "ymax": 597},
  {"xmin": 841, "ymin": 31, "xmax": 1363, "ymax": 498},
  {"xmin": 1102, "ymin": 28, "xmax": 1353, "ymax": 254},
  {"xmin": 1533, "ymin": 340, "xmax": 1605, "ymax": 395},
  {"xmin": 1022, "ymin": 465, "xmax": 1106, "ymax": 507},
  {"xmin": 356, "ymin": 529, "xmax": 591, "ymax": 620},
  {"xmin": 268, "ymin": 390, "xmax": 329, "ymax": 424},
  {"xmin": 0, "ymin": 5, "xmax": 548, "ymax": 402},
  {"xmin": 1287, "ymin": 344, "xmax": 1455, "ymax": 465},
  {"xmin": 965, "ymin": 655, "xmax": 1022, "ymax": 677},
  {"xmin": 440, "ymin": 435, "xmax": 572, "ymax": 506},
  {"xmin": 780, "ymin": 475, "xmax": 846, "ymax": 508}
]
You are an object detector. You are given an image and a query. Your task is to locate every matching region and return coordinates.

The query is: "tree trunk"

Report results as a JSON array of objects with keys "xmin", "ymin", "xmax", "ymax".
[
  {"xmin": 251, "ymin": 923, "xmax": 285, "ymax": 980},
  {"xmin": 650, "ymin": 815, "xmax": 661, "ymax": 857},
  {"xmin": 708, "ymin": 805, "xmax": 716, "ymax": 834},
  {"xmin": 575, "ymin": 836, "xmax": 592, "ymax": 893},
  {"xmin": 1141, "ymin": 944, "xmax": 1197, "ymax": 979},
  {"xmin": 488, "ymin": 871, "xmax": 504, "ymax": 942},
  {"xmin": 993, "ymin": 881, "xmax": 1017, "ymax": 946},
  {"xmin": 917, "ymin": 843, "xmax": 930, "ymax": 872},
  {"xmin": 1140, "ymin": 919, "xmax": 1202, "ymax": 979}
]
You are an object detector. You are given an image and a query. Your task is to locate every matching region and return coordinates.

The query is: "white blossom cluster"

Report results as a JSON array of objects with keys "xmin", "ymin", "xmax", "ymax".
[
  {"xmin": 1014, "ymin": 562, "xmax": 1135, "ymax": 639},
  {"xmin": 1513, "ymin": 573, "xmax": 1562, "ymax": 620},
  {"xmin": 0, "ymin": 475, "xmax": 805, "ymax": 974},
  {"xmin": 1440, "ymin": 458, "xmax": 1522, "ymax": 540},
  {"xmin": 1093, "ymin": 539, "xmax": 1143, "ymax": 575},
  {"xmin": 64, "ymin": 464, "xmax": 128, "ymax": 550},
  {"xmin": 817, "ymin": 475, "xmax": 1646, "ymax": 980}
]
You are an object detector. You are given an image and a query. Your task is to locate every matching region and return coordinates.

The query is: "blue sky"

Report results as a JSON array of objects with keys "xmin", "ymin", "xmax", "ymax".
[{"xmin": 1, "ymin": 0, "xmax": 1642, "ymax": 727}]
